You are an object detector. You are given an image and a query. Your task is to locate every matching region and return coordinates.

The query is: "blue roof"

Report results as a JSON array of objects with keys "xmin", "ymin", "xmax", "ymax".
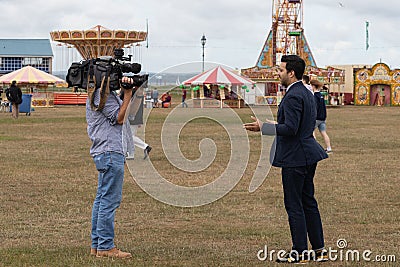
[{"xmin": 0, "ymin": 39, "xmax": 53, "ymax": 57}]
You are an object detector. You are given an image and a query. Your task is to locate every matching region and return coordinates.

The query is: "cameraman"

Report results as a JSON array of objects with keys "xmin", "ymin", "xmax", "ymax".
[{"xmin": 86, "ymin": 76, "xmax": 134, "ymax": 259}]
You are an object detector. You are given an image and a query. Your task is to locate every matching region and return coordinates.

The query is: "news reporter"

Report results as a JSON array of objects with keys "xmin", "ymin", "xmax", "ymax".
[{"xmin": 244, "ymin": 55, "xmax": 328, "ymax": 264}]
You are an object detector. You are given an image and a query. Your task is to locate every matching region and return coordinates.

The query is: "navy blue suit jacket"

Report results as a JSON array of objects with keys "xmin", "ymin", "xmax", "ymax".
[{"xmin": 262, "ymin": 81, "xmax": 328, "ymax": 167}]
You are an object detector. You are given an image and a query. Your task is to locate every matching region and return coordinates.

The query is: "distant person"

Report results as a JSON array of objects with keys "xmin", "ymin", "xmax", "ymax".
[
  {"xmin": 310, "ymin": 79, "xmax": 332, "ymax": 153},
  {"xmin": 181, "ymin": 88, "xmax": 188, "ymax": 108},
  {"xmin": 152, "ymin": 88, "xmax": 159, "ymax": 108},
  {"xmin": 215, "ymin": 90, "xmax": 221, "ymax": 100},
  {"xmin": 228, "ymin": 90, "xmax": 237, "ymax": 100},
  {"xmin": 6, "ymin": 80, "xmax": 22, "ymax": 119},
  {"xmin": 302, "ymin": 75, "xmax": 313, "ymax": 93},
  {"xmin": 203, "ymin": 85, "xmax": 210, "ymax": 97},
  {"xmin": 126, "ymin": 94, "xmax": 152, "ymax": 160},
  {"xmin": 161, "ymin": 92, "xmax": 171, "ymax": 108}
]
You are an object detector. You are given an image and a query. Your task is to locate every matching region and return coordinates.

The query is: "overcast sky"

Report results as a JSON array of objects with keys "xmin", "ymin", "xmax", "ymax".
[{"xmin": 0, "ymin": 0, "xmax": 399, "ymax": 73}]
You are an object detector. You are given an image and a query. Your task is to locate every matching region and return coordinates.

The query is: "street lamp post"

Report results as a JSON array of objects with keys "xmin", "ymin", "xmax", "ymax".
[{"xmin": 201, "ymin": 34, "xmax": 206, "ymax": 72}]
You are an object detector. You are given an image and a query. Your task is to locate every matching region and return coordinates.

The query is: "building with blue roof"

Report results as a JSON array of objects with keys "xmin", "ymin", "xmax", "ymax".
[{"xmin": 0, "ymin": 39, "xmax": 53, "ymax": 75}]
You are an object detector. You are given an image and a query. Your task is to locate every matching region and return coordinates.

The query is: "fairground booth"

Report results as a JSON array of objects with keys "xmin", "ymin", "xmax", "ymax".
[
  {"xmin": 182, "ymin": 66, "xmax": 255, "ymax": 108},
  {"xmin": 0, "ymin": 66, "xmax": 67, "ymax": 108},
  {"xmin": 354, "ymin": 63, "xmax": 400, "ymax": 106}
]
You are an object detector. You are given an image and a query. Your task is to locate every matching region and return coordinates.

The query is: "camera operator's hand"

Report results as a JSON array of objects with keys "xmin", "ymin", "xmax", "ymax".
[
  {"xmin": 117, "ymin": 77, "xmax": 135, "ymax": 124},
  {"xmin": 121, "ymin": 76, "xmax": 135, "ymax": 90}
]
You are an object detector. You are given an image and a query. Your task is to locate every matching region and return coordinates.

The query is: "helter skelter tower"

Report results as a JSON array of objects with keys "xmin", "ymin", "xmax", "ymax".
[{"xmin": 242, "ymin": 0, "xmax": 316, "ymax": 80}]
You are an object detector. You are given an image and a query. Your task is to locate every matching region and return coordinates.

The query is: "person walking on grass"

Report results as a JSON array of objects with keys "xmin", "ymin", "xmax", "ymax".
[
  {"xmin": 244, "ymin": 55, "xmax": 328, "ymax": 264},
  {"xmin": 126, "ymin": 93, "xmax": 152, "ymax": 160},
  {"xmin": 310, "ymin": 79, "xmax": 332, "ymax": 153},
  {"xmin": 181, "ymin": 88, "xmax": 188, "ymax": 108},
  {"xmin": 152, "ymin": 88, "xmax": 159, "ymax": 108}
]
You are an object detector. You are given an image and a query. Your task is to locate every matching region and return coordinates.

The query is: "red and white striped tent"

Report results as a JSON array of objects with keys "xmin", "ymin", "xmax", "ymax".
[{"xmin": 183, "ymin": 66, "xmax": 255, "ymax": 86}]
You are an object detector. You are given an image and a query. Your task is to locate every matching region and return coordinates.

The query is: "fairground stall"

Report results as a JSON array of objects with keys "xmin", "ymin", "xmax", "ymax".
[
  {"xmin": 182, "ymin": 66, "xmax": 255, "ymax": 108},
  {"xmin": 241, "ymin": 65, "xmax": 345, "ymax": 106},
  {"xmin": 354, "ymin": 63, "xmax": 400, "ymax": 106},
  {"xmin": 0, "ymin": 66, "xmax": 67, "ymax": 108}
]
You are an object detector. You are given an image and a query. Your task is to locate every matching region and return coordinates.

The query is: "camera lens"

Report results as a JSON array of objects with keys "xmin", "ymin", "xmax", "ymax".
[{"xmin": 121, "ymin": 63, "xmax": 141, "ymax": 74}]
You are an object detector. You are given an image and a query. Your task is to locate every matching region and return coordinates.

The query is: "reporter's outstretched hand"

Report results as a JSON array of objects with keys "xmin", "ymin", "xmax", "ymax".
[{"xmin": 243, "ymin": 116, "xmax": 262, "ymax": 132}]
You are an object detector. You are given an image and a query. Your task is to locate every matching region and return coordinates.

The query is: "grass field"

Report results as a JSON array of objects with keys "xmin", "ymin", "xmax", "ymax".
[{"xmin": 0, "ymin": 104, "xmax": 399, "ymax": 266}]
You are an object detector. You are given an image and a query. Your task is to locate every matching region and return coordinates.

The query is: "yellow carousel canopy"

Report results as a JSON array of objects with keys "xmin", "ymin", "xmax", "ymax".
[
  {"xmin": 50, "ymin": 25, "xmax": 148, "ymax": 59},
  {"xmin": 0, "ymin": 66, "xmax": 65, "ymax": 84}
]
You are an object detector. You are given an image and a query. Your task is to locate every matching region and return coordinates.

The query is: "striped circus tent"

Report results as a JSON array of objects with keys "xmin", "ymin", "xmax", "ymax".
[
  {"xmin": 0, "ymin": 66, "xmax": 65, "ymax": 85},
  {"xmin": 183, "ymin": 66, "xmax": 255, "ymax": 86}
]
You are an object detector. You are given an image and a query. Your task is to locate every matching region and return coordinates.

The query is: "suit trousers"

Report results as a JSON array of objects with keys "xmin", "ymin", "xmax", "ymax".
[{"xmin": 281, "ymin": 163, "xmax": 324, "ymax": 253}]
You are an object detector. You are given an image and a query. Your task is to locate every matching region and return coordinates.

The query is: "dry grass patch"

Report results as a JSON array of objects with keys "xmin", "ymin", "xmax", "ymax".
[{"xmin": 0, "ymin": 105, "xmax": 399, "ymax": 266}]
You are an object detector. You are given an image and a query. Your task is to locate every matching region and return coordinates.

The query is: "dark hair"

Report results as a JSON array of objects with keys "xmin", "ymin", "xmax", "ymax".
[
  {"xmin": 302, "ymin": 74, "xmax": 310, "ymax": 84},
  {"xmin": 281, "ymin": 55, "xmax": 306, "ymax": 80},
  {"xmin": 12, "ymin": 80, "xmax": 16, "ymax": 85},
  {"xmin": 310, "ymin": 79, "xmax": 323, "ymax": 88}
]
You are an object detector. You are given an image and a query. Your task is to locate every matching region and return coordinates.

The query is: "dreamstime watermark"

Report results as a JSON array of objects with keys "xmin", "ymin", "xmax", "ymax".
[
  {"xmin": 257, "ymin": 238, "xmax": 397, "ymax": 263},
  {"xmin": 124, "ymin": 62, "xmax": 276, "ymax": 207}
]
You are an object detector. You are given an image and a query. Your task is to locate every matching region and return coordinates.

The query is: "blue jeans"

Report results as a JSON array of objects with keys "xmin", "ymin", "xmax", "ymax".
[
  {"xmin": 281, "ymin": 164, "xmax": 324, "ymax": 253},
  {"xmin": 182, "ymin": 97, "xmax": 188, "ymax": 107},
  {"xmin": 91, "ymin": 152, "xmax": 125, "ymax": 251}
]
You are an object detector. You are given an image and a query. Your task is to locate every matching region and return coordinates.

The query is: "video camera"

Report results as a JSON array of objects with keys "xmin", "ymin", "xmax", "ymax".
[{"xmin": 66, "ymin": 48, "xmax": 148, "ymax": 91}]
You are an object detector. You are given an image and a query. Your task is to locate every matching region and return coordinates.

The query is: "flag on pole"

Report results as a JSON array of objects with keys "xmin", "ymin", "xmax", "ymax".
[{"xmin": 366, "ymin": 21, "xmax": 369, "ymax": 51}]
